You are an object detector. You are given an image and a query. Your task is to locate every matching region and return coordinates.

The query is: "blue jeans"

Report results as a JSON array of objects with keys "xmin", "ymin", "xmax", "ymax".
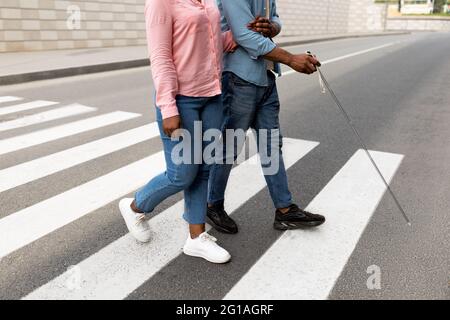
[
  {"xmin": 135, "ymin": 95, "xmax": 223, "ymax": 225},
  {"xmin": 208, "ymin": 72, "xmax": 293, "ymax": 209}
]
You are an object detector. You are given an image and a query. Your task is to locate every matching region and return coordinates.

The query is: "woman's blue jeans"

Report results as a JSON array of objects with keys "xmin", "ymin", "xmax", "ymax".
[{"xmin": 135, "ymin": 95, "xmax": 223, "ymax": 225}]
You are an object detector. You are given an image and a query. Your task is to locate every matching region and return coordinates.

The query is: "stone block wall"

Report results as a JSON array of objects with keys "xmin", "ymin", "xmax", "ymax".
[{"xmin": 0, "ymin": 0, "xmax": 391, "ymax": 53}]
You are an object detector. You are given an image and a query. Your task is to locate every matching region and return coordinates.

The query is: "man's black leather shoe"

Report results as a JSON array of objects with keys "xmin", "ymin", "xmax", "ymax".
[
  {"xmin": 274, "ymin": 204, "xmax": 325, "ymax": 230},
  {"xmin": 207, "ymin": 203, "xmax": 238, "ymax": 234}
]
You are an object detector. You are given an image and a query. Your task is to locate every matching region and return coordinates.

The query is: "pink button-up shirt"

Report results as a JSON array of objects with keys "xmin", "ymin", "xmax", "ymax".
[{"xmin": 145, "ymin": 0, "xmax": 236, "ymax": 119}]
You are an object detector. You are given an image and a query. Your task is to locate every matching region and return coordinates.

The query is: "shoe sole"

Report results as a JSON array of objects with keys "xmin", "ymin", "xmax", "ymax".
[
  {"xmin": 183, "ymin": 248, "xmax": 231, "ymax": 264},
  {"xmin": 206, "ymin": 216, "xmax": 238, "ymax": 234},
  {"xmin": 273, "ymin": 220, "xmax": 325, "ymax": 230}
]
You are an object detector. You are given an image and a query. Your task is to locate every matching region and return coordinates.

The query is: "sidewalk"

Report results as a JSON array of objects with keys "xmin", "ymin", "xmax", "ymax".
[{"xmin": 0, "ymin": 31, "xmax": 408, "ymax": 86}]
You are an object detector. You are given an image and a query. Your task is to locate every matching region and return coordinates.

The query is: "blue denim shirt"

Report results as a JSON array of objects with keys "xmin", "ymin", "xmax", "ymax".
[{"xmin": 217, "ymin": 0, "xmax": 282, "ymax": 87}]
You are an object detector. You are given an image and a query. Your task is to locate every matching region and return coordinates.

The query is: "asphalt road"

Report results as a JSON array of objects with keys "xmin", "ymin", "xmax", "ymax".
[{"xmin": 0, "ymin": 32, "xmax": 449, "ymax": 300}]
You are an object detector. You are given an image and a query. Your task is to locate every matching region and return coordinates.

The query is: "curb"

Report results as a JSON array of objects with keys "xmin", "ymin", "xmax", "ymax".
[
  {"xmin": 0, "ymin": 59, "xmax": 150, "ymax": 86},
  {"xmin": 0, "ymin": 31, "xmax": 410, "ymax": 86}
]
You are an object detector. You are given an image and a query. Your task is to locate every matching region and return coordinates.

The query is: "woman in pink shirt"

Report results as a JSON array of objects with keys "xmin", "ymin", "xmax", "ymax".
[{"xmin": 119, "ymin": 0, "xmax": 236, "ymax": 264}]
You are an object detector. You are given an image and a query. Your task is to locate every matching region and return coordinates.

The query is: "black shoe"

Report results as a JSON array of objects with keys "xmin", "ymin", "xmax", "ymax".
[
  {"xmin": 274, "ymin": 204, "xmax": 325, "ymax": 230},
  {"xmin": 207, "ymin": 203, "xmax": 238, "ymax": 234}
]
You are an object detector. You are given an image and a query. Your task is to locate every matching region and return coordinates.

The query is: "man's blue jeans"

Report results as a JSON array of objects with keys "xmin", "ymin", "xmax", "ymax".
[
  {"xmin": 135, "ymin": 95, "xmax": 223, "ymax": 225},
  {"xmin": 208, "ymin": 72, "xmax": 293, "ymax": 209}
]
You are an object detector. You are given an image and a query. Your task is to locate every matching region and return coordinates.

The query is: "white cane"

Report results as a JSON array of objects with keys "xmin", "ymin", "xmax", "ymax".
[{"xmin": 306, "ymin": 51, "xmax": 411, "ymax": 225}]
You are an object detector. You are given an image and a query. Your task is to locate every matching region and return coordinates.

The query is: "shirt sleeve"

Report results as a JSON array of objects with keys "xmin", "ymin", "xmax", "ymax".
[
  {"xmin": 222, "ymin": 30, "xmax": 237, "ymax": 52},
  {"xmin": 221, "ymin": 0, "xmax": 276, "ymax": 59},
  {"xmin": 145, "ymin": 0, "xmax": 179, "ymax": 119},
  {"xmin": 271, "ymin": 0, "xmax": 282, "ymax": 31}
]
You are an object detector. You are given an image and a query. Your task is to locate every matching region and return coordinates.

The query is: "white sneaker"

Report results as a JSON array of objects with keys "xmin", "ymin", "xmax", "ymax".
[
  {"xmin": 119, "ymin": 198, "xmax": 151, "ymax": 243},
  {"xmin": 183, "ymin": 232, "xmax": 231, "ymax": 264}
]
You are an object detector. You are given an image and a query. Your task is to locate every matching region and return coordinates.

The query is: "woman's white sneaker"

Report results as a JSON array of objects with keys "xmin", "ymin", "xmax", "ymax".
[
  {"xmin": 119, "ymin": 198, "xmax": 151, "ymax": 243},
  {"xmin": 183, "ymin": 232, "xmax": 231, "ymax": 264}
]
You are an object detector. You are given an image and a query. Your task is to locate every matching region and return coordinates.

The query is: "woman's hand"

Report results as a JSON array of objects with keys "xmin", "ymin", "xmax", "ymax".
[
  {"xmin": 223, "ymin": 30, "xmax": 238, "ymax": 53},
  {"xmin": 162, "ymin": 115, "xmax": 181, "ymax": 137},
  {"xmin": 229, "ymin": 41, "xmax": 238, "ymax": 53}
]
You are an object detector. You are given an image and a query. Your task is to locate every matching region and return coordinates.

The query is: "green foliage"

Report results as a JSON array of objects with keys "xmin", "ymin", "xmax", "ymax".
[{"xmin": 434, "ymin": 0, "xmax": 447, "ymax": 13}]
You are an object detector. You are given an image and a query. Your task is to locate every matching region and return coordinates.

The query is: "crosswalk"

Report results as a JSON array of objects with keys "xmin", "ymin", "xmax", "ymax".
[
  {"xmin": 0, "ymin": 100, "xmax": 58, "ymax": 116},
  {"xmin": 224, "ymin": 150, "xmax": 403, "ymax": 300},
  {"xmin": 0, "ymin": 96, "xmax": 23, "ymax": 104},
  {"xmin": 0, "ymin": 104, "xmax": 96, "ymax": 132},
  {"xmin": 0, "ymin": 110, "xmax": 140, "ymax": 155},
  {"xmin": 0, "ymin": 95, "xmax": 404, "ymax": 300},
  {"xmin": 0, "ymin": 124, "xmax": 159, "ymax": 193}
]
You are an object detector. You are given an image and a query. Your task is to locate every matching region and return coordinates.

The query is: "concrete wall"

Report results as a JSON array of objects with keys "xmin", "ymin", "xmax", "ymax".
[
  {"xmin": 278, "ymin": 0, "xmax": 388, "ymax": 36},
  {"xmin": 0, "ymin": 0, "xmax": 385, "ymax": 53},
  {"xmin": 277, "ymin": 0, "xmax": 350, "ymax": 36},
  {"xmin": 0, "ymin": 0, "xmax": 147, "ymax": 52},
  {"xmin": 348, "ymin": 0, "xmax": 388, "ymax": 33},
  {"xmin": 387, "ymin": 16, "xmax": 450, "ymax": 31}
]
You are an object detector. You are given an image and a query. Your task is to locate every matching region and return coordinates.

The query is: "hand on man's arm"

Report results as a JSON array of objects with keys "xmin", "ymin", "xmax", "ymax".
[
  {"xmin": 221, "ymin": 0, "xmax": 319, "ymax": 75},
  {"xmin": 247, "ymin": 16, "xmax": 281, "ymax": 38},
  {"xmin": 221, "ymin": 0, "xmax": 278, "ymax": 59},
  {"xmin": 264, "ymin": 47, "xmax": 321, "ymax": 75}
]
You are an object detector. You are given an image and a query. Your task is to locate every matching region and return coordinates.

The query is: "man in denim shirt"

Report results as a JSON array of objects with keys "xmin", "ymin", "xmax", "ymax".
[{"xmin": 207, "ymin": 0, "xmax": 326, "ymax": 233}]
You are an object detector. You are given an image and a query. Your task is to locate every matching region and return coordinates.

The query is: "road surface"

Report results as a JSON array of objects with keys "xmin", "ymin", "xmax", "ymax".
[{"xmin": 0, "ymin": 32, "xmax": 449, "ymax": 300}]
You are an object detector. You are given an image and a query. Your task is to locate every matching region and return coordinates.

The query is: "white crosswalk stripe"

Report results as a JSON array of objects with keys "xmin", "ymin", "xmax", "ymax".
[
  {"xmin": 0, "ymin": 100, "xmax": 58, "ymax": 116},
  {"xmin": 0, "ymin": 96, "xmax": 23, "ymax": 104},
  {"xmin": 0, "ymin": 123, "xmax": 159, "ymax": 193},
  {"xmin": 0, "ymin": 96, "xmax": 406, "ymax": 300},
  {"xmin": 24, "ymin": 138, "xmax": 319, "ymax": 300},
  {"xmin": 0, "ymin": 111, "xmax": 141, "ymax": 156},
  {"xmin": 0, "ymin": 151, "xmax": 166, "ymax": 260},
  {"xmin": 224, "ymin": 150, "xmax": 404, "ymax": 300},
  {"xmin": 0, "ymin": 104, "xmax": 96, "ymax": 132}
]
